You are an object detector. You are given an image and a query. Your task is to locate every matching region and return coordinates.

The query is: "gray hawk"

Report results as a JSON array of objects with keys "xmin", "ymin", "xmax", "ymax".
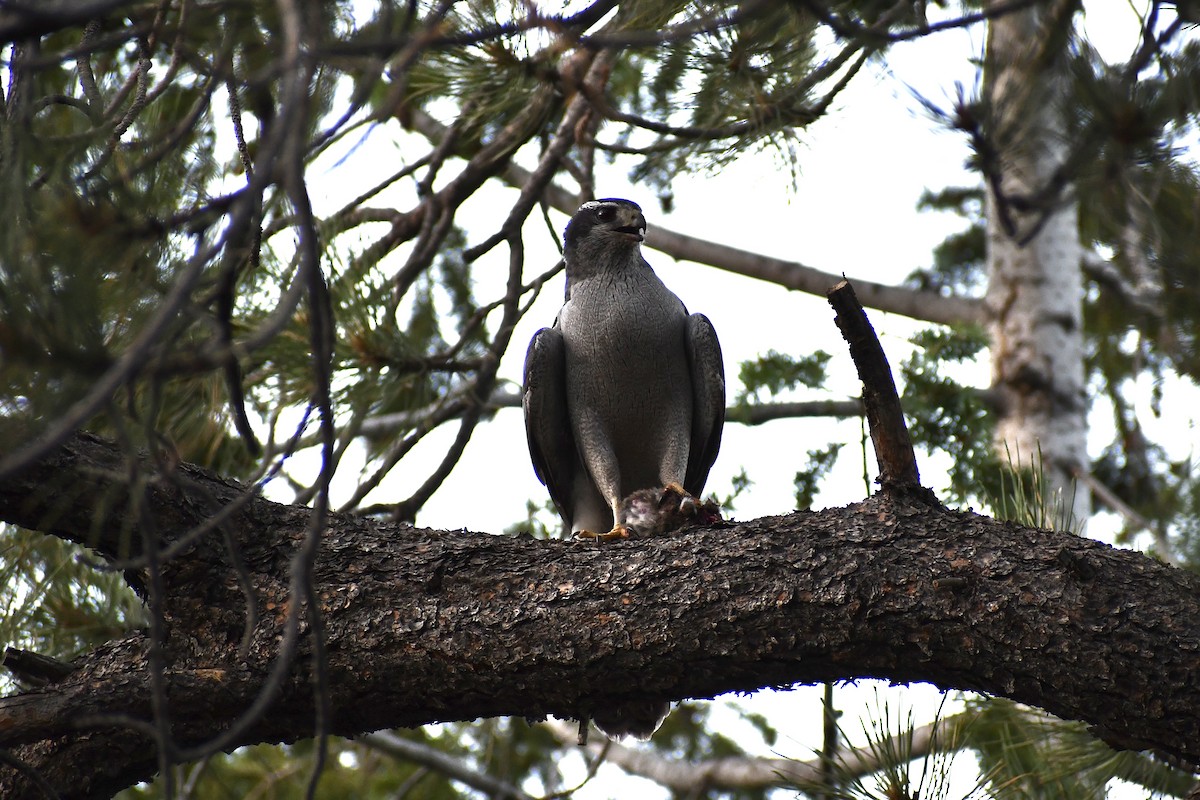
[
  {"xmin": 523, "ymin": 197, "xmax": 725, "ymax": 539},
  {"xmin": 522, "ymin": 198, "xmax": 725, "ymax": 740}
]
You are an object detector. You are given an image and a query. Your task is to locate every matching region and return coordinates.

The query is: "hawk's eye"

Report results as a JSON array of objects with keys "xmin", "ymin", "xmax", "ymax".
[{"xmin": 595, "ymin": 206, "xmax": 614, "ymax": 221}]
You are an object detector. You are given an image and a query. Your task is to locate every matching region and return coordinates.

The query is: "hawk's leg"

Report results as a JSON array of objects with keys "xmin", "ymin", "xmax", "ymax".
[
  {"xmin": 602, "ymin": 491, "xmax": 631, "ymax": 538},
  {"xmin": 573, "ymin": 443, "xmax": 628, "ymax": 539},
  {"xmin": 574, "ymin": 523, "xmax": 629, "ymax": 540}
]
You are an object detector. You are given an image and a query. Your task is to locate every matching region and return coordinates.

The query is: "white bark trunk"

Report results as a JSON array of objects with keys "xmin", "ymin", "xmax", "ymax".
[{"xmin": 984, "ymin": 1, "xmax": 1090, "ymax": 526}]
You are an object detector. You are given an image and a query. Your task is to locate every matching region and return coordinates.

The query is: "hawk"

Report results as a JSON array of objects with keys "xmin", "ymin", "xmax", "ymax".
[
  {"xmin": 523, "ymin": 197, "xmax": 725, "ymax": 539},
  {"xmin": 522, "ymin": 198, "xmax": 726, "ymax": 740}
]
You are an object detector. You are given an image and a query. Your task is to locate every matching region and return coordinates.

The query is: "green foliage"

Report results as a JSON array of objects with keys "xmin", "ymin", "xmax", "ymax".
[
  {"xmin": 1055, "ymin": 37, "xmax": 1200, "ymax": 557},
  {"xmin": 400, "ymin": 1, "xmax": 562, "ymax": 126},
  {"xmin": 616, "ymin": 3, "xmax": 820, "ymax": 196},
  {"xmin": 794, "ymin": 443, "xmax": 843, "ymax": 510},
  {"xmin": 1168, "ymin": 461, "xmax": 1200, "ymax": 570},
  {"xmin": 964, "ymin": 697, "xmax": 1195, "ymax": 800},
  {"xmin": 907, "ymin": 186, "xmax": 986, "ymax": 297},
  {"xmin": 988, "ymin": 445, "xmax": 1082, "ymax": 534},
  {"xmin": 118, "ymin": 730, "xmax": 477, "ymax": 800},
  {"xmin": 793, "ymin": 689, "xmax": 984, "ymax": 800},
  {"xmin": 718, "ymin": 466, "xmax": 754, "ymax": 512},
  {"xmin": 0, "ymin": 2, "xmax": 353, "ymax": 479},
  {"xmin": 736, "ymin": 348, "xmax": 842, "ymax": 512},
  {"xmin": 0, "ymin": 527, "xmax": 144, "ymax": 693},
  {"xmin": 900, "ymin": 327, "xmax": 997, "ymax": 506},
  {"xmin": 736, "ymin": 349, "xmax": 831, "ymax": 405},
  {"xmin": 503, "ymin": 498, "xmax": 560, "ymax": 539}
]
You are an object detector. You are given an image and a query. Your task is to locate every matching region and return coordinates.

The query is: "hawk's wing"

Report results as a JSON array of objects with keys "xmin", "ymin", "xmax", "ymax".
[
  {"xmin": 523, "ymin": 324, "xmax": 579, "ymax": 530},
  {"xmin": 683, "ymin": 313, "xmax": 725, "ymax": 496}
]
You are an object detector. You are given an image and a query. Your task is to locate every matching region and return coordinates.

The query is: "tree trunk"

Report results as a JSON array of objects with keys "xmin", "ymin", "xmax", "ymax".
[
  {"xmin": 1, "ymin": 432, "xmax": 1198, "ymax": 798},
  {"xmin": 984, "ymin": 0, "xmax": 1090, "ymax": 523}
]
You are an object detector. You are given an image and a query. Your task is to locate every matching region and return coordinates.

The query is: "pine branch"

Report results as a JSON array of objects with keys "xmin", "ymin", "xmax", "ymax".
[
  {"xmin": 431, "ymin": 113, "xmax": 986, "ymax": 327},
  {"xmin": 2, "ymin": 431, "xmax": 1200, "ymax": 797},
  {"xmin": 361, "ymin": 731, "xmax": 534, "ymax": 800},
  {"xmin": 543, "ymin": 714, "xmax": 966, "ymax": 792}
]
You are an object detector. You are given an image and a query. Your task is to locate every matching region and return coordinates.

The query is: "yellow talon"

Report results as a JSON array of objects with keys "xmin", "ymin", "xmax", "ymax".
[{"xmin": 575, "ymin": 524, "xmax": 629, "ymax": 540}]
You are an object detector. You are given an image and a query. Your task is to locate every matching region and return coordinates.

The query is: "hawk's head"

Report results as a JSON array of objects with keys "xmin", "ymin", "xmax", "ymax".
[
  {"xmin": 565, "ymin": 198, "xmax": 646, "ymax": 249},
  {"xmin": 563, "ymin": 198, "xmax": 648, "ymax": 286}
]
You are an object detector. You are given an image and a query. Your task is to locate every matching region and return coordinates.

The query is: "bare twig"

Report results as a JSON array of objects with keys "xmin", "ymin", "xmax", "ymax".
[
  {"xmin": 361, "ymin": 731, "xmax": 534, "ymax": 800},
  {"xmin": 827, "ymin": 280, "xmax": 922, "ymax": 490},
  {"xmin": 478, "ymin": 138, "xmax": 985, "ymax": 327},
  {"xmin": 542, "ymin": 713, "xmax": 969, "ymax": 792}
]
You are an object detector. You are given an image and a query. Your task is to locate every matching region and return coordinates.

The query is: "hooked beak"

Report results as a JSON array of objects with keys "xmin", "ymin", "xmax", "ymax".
[
  {"xmin": 615, "ymin": 210, "xmax": 647, "ymax": 242},
  {"xmin": 614, "ymin": 224, "xmax": 646, "ymax": 242}
]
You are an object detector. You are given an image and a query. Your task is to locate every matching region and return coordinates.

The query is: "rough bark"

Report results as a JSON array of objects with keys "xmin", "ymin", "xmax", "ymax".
[
  {"xmin": 1, "ymin": 432, "xmax": 1199, "ymax": 798},
  {"xmin": 0, "ymin": 0, "xmax": 143, "ymax": 41},
  {"xmin": 983, "ymin": 0, "xmax": 1090, "ymax": 521},
  {"xmin": 829, "ymin": 280, "xmax": 921, "ymax": 488}
]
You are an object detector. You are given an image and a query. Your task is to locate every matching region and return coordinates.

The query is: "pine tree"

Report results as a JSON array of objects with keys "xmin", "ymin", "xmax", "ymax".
[{"xmin": 2, "ymin": 2, "xmax": 1199, "ymax": 798}]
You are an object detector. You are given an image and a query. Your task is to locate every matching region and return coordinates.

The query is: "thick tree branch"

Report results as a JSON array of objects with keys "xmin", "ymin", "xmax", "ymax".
[
  {"xmin": 0, "ymin": 0, "xmax": 142, "ymax": 42},
  {"xmin": 1, "ymin": 432, "xmax": 1199, "ymax": 797}
]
